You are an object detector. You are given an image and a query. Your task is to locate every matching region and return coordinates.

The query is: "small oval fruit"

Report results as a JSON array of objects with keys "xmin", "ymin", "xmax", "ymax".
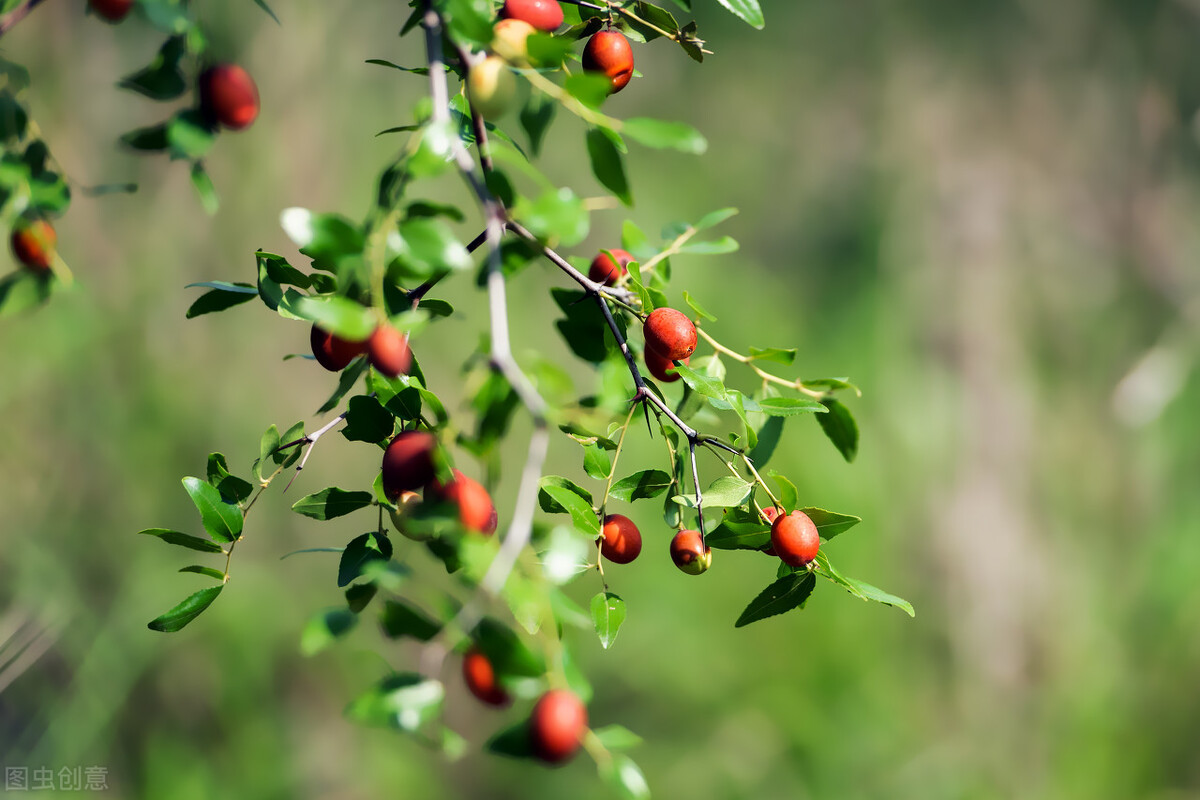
[
  {"xmin": 582, "ymin": 30, "xmax": 634, "ymax": 94},
  {"xmin": 588, "ymin": 248, "xmax": 633, "ymax": 286},
  {"xmin": 644, "ymin": 349, "xmax": 688, "ymax": 383},
  {"xmin": 500, "ymin": 0, "xmax": 563, "ymax": 32},
  {"xmin": 89, "ymin": 0, "xmax": 133, "ymax": 22},
  {"xmin": 430, "ymin": 469, "xmax": 498, "ymax": 535},
  {"xmin": 599, "ymin": 513, "xmax": 641, "ymax": 564},
  {"xmin": 492, "ymin": 18, "xmax": 537, "ymax": 63},
  {"xmin": 670, "ymin": 529, "xmax": 712, "ymax": 575},
  {"xmin": 310, "ymin": 323, "xmax": 366, "ymax": 372},
  {"xmin": 643, "ymin": 307, "xmax": 697, "ymax": 361},
  {"xmin": 770, "ymin": 509, "xmax": 820, "ymax": 567},
  {"xmin": 467, "ymin": 55, "xmax": 517, "ymax": 121},
  {"xmin": 462, "ymin": 647, "xmax": 510, "ymax": 707},
  {"xmin": 388, "ymin": 491, "xmax": 431, "ymax": 541},
  {"xmin": 10, "ymin": 219, "xmax": 56, "ymax": 275},
  {"xmin": 381, "ymin": 431, "xmax": 438, "ymax": 500},
  {"xmin": 367, "ymin": 325, "xmax": 411, "ymax": 377},
  {"xmin": 199, "ymin": 64, "xmax": 260, "ymax": 130},
  {"xmin": 529, "ymin": 689, "xmax": 587, "ymax": 764}
]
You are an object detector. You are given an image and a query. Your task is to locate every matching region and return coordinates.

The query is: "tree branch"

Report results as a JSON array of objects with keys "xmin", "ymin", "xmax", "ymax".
[{"xmin": 0, "ymin": 0, "xmax": 49, "ymax": 37}]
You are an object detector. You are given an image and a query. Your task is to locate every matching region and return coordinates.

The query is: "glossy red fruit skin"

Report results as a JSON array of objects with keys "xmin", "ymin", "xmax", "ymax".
[
  {"xmin": 10, "ymin": 220, "xmax": 55, "ymax": 274},
  {"xmin": 381, "ymin": 432, "xmax": 437, "ymax": 500},
  {"xmin": 367, "ymin": 325, "xmax": 411, "ymax": 377},
  {"xmin": 199, "ymin": 64, "xmax": 260, "ymax": 130},
  {"xmin": 582, "ymin": 30, "xmax": 634, "ymax": 94},
  {"xmin": 670, "ymin": 529, "xmax": 711, "ymax": 574},
  {"xmin": 310, "ymin": 324, "xmax": 366, "ymax": 372},
  {"xmin": 89, "ymin": 0, "xmax": 133, "ymax": 22},
  {"xmin": 500, "ymin": 0, "xmax": 563, "ymax": 32},
  {"xmin": 761, "ymin": 506, "xmax": 780, "ymax": 555},
  {"xmin": 462, "ymin": 647, "xmax": 510, "ymax": 707},
  {"xmin": 599, "ymin": 513, "xmax": 641, "ymax": 564},
  {"xmin": 588, "ymin": 248, "xmax": 633, "ymax": 286},
  {"xmin": 529, "ymin": 689, "xmax": 587, "ymax": 764},
  {"xmin": 644, "ymin": 349, "xmax": 688, "ymax": 383},
  {"xmin": 430, "ymin": 469, "xmax": 497, "ymax": 535},
  {"xmin": 643, "ymin": 307, "xmax": 697, "ymax": 361},
  {"xmin": 770, "ymin": 510, "xmax": 820, "ymax": 567}
]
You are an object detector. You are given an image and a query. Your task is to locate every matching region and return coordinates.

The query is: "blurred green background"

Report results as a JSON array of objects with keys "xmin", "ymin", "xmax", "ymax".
[{"xmin": 3, "ymin": 0, "xmax": 1200, "ymax": 797}]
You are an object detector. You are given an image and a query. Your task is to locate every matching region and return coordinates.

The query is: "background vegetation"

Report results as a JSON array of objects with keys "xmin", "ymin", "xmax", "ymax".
[{"xmin": 3, "ymin": 0, "xmax": 1200, "ymax": 797}]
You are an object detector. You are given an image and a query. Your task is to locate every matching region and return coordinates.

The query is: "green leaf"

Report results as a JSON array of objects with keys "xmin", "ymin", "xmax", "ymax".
[
  {"xmin": 475, "ymin": 617, "xmax": 546, "ymax": 677},
  {"xmin": 679, "ymin": 235, "xmax": 738, "ymax": 255},
  {"xmin": 345, "ymin": 583, "xmax": 378, "ymax": 613},
  {"xmin": 440, "ymin": 0, "xmax": 493, "ymax": 45},
  {"xmin": 818, "ymin": 398, "xmax": 859, "ymax": 462},
  {"xmin": 345, "ymin": 673, "xmax": 445, "ymax": 732},
  {"xmin": 380, "ymin": 599, "xmax": 442, "ymax": 641},
  {"xmin": 839, "ymin": 577, "xmax": 914, "ymax": 617},
  {"xmin": 694, "ymin": 207, "xmax": 737, "ymax": 230},
  {"xmin": 250, "ymin": 0, "xmax": 280, "ymax": 23},
  {"xmin": 564, "ymin": 73, "xmax": 614, "ymax": 109},
  {"xmin": 586, "ymin": 127, "xmax": 632, "ymax": 206},
  {"xmin": 138, "ymin": 528, "xmax": 225, "ymax": 553},
  {"xmin": 317, "ymin": 358, "xmax": 368, "ymax": 415},
  {"xmin": 804, "ymin": 377, "xmax": 861, "ymax": 396},
  {"xmin": 800, "ymin": 507, "xmax": 861, "ymax": 540},
  {"xmin": 538, "ymin": 476, "xmax": 593, "ymax": 512},
  {"xmin": 120, "ymin": 123, "xmax": 169, "ymax": 152},
  {"xmin": 394, "ymin": 218, "xmax": 473, "ymax": 278},
  {"xmin": 301, "ymin": 609, "xmax": 358, "ymax": 655},
  {"xmin": 279, "ymin": 208, "xmax": 364, "ymax": 263},
  {"xmin": 181, "ymin": 477, "xmax": 243, "ymax": 543},
  {"xmin": 766, "ymin": 470, "xmax": 798, "ymax": 512},
  {"xmin": 672, "ymin": 362, "xmax": 727, "ymax": 403},
  {"xmin": 487, "ymin": 719, "xmax": 535, "ymax": 760},
  {"xmin": 206, "ymin": 452, "xmax": 254, "ymax": 503},
  {"xmin": 608, "ymin": 469, "xmax": 672, "ymax": 503},
  {"xmin": 735, "ymin": 571, "xmax": 815, "ymax": 627},
  {"xmin": 278, "ymin": 293, "xmax": 376, "ymax": 341},
  {"xmin": 748, "ymin": 414, "xmax": 783, "ymax": 468},
  {"xmin": 257, "ymin": 424, "xmax": 280, "ymax": 481},
  {"xmin": 148, "ymin": 585, "xmax": 224, "ymax": 632},
  {"xmin": 341, "ymin": 395, "xmax": 394, "ymax": 443},
  {"xmin": 622, "ymin": 117, "xmax": 707, "ymax": 154},
  {"xmin": 179, "ymin": 565, "xmax": 226, "ymax": 580},
  {"xmin": 338, "ymin": 532, "xmax": 393, "ymax": 587},
  {"xmin": 582, "ymin": 442, "xmax": 613, "ymax": 481},
  {"xmin": 365, "ymin": 59, "xmax": 427, "ymax": 74},
  {"xmin": 166, "ymin": 110, "xmax": 215, "ymax": 160},
  {"xmin": 519, "ymin": 91, "xmax": 557, "ymax": 156},
  {"xmin": 539, "ymin": 481, "xmax": 600, "ymax": 536},
  {"xmin": 591, "ymin": 592, "xmax": 626, "ymax": 650},
  {"xmin": 672, "ymin": 475, "xmax": 752, "ymax": 509},
  {"xmin": 184, "ymin": 282, "xmax": 257, "ymax": 319},
  {"xmin": 714, "ymin": 0, "xmax": 764, "ymax": 29},
  {"xmin": 118, "ymin": 36, "xmax": 187, "ymax": 100},
  {"xmin": 747, "ymin": 347, "xmax": 797, "ymax": 365},
  {"xmin": 705, "ymin": 509, "xmax": 770, "ymax": 550},
  {"xmin": 517, "ymin": 187, "xmax": 589, "ymax": 247},
  {"xmin": 682, "ymin": 291, "xmax": 716, "ymax": 322},
  {"xmin": 593, "ymin": 724, "xmax": 644, "ymax": 751},
  {"xmin": 601, "ymin": 754, "xmax": 651, "ymax": 800},
  {"xmin": 292, "ymin": 488, "xmax": 374, "ymax": 521},
  {"xmin": 190, "ymin": 162, "xmax": 219, "ymax": 214},
  {"xmin": 758, "ymin": 397, "xmax": 826, "ymax": 416}
]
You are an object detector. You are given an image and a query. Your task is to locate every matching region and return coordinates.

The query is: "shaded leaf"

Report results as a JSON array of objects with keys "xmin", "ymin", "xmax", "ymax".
[
  {"xmin": 735, "ymin": 571, "xmax": 815, "ymax": 627},
  {"xmin": 817, "ymin": 398, "xmax": 859, "ymax": 462},
  {"xmin": 591, "ymin": 592, "xmax": 626, "ymax": 650},
  {"xmin": 292, "ymin": 488, "xmax": 374, "ymax": 521},
  {"xmin": 608, "ymin": 469, "xmax": 671, "ymax": 503},
  {"xmin": 148, "ymin": 585, "xmax": 223, "ymax": 632},
  {"xmin": 138, "ymin": 528, "xmax": 225, "ymax": 553}
]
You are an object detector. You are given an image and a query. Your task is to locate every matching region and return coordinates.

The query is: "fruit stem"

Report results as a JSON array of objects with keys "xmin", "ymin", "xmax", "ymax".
[{"xmin": 598, "ymin": 402, "xmax": 639, "ymax": 514}]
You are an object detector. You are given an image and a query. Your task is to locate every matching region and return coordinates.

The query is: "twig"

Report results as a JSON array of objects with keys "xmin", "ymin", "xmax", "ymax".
[{"xmin": 0, "ymin": 0, "xmax": 49, "ymax": 37}]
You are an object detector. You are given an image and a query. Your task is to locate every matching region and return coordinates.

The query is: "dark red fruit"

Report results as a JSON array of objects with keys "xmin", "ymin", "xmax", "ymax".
[
  {"xmin": 644, "ymin": 348, "xmax": 688, "ymax": 383},
  {"xmin": 310, "ymin": 324, "xmax": 366, "ymax": 372},
  {"xmin": 381, "ymin": 432, "xmax": 437, "ymax": 500},
  {"xmin": 199, "ymin": 64, "xmax": 260, "ymax": 130},
  {"xmin": 10, "ymin": 220, "xmax": 55, "ymax": 274},
  {"xmin": 367, "ymin": 325, "xmax": 411, "ymax": 377},
  {"xmin": 599, "ymin": 513, "xmax": 641, "ymax": 564},
  {"xmin": 760, "ymin": 506, "xmax": 780, "ymax": 555},
  {"xmin": 89, "ymin": 0, "xmax": 133, "ymax": 22},
  {"xmin": 770, "ymin": 510, "xmax": 820, "ymax": 567},
  {"xmin": 462, "ymin": 647, "xmax": 510, "ymax": 707},
  {"xmin": 582, "ymin": 30, "xmax": 634, "ymax": 94},
  {"xmin": 643, "ymin": 307, "xmax": 696, "ymax": 361},
  {"xmin": 499, "ymin": 0, "xmax": 563, "ymax": 32},
  {"xmin": 588, "ymin": 248, "xmax": 633, "ymax": 286},
  {"xmin": 430, "ymin": 469, "xmax": 498, "ymax": 535},
  {"xmin": 529, "ymin": 689, "xmax": 587, "ymax": 764},
  {"xmin": 670, "ymin": 529, "xmax": 711, "ymax": 575}
]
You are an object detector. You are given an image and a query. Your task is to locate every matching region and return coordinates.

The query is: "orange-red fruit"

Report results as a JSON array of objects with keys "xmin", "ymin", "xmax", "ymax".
[
  {"xmin": 367, "ymin": 325, "xmax": 411, "ymax": 377},
  {"xmin": 462, "ymin": 647, "xmax": 510, "ymax": 707},
  {"xmin": 310, "ymin": 324, "xmax": 366, "ymax": 371},
  {"xmin": 199, "ymin": 64, "xmax": 260, "ymax": 130},
  {"xmin": 381, "ymin": 432, "xmax": 437, "ymax": 500},
  {"xmin": 582, "ymin": 30, "xmax": 634, "ymax": 94},
  {"xmin": 89, "ymin": 0, "xmax": 133, "ymax": 22},
  {"xmin": 599, "ymin": 513, "xmax": 641, "ymax": 564},
  {"xmin": 670, "ymin": 529, "xmax": 712, "ymax": 575},
  {"xmin": 431, "ymin": 469, "xmax": 498, "ymax": 535},
  {"xmin": 588, "ymin": 248, "xmax": 633, "ymax": 286},
  {"xmin": 529, "ymin": 689, "xmax": 587, "ymax": 764},
  {"xmin": 643, "ymin": 307, "xmax": 697, "ymax": 361},
  {"xmin": 499, "ymin": 0, "xmax": 563, "ymax": 32},
  {"xmin": 760, "ymin": 506, "xmax": 780, "ymax": 555},
  {"xmin": 770, "ymin": 510, "xmax": 820, "ymax": 567},
  {"xmin": 644, "ymin": 349, "xmax": 688, "ymax": 383},
  {"xmin": 10, "ymin": 220, "xmax": 56, "ymax": 274}
]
